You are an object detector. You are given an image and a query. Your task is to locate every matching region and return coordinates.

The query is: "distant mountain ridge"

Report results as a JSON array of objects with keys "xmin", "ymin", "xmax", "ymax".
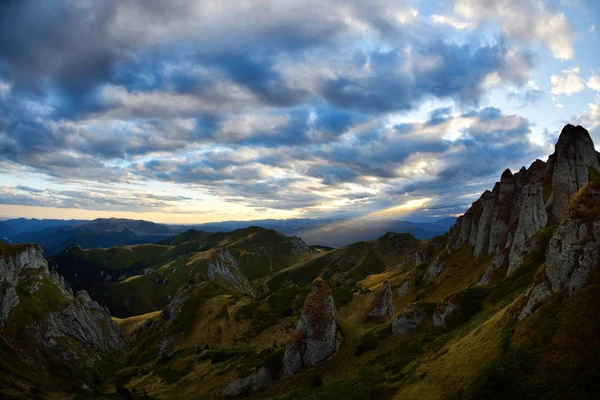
[
  {"xmin": 6, "ymin": 218, "xmax": 185, "ymax": 256},
  {"xmin": 2, "ymin": 216, "xmax": 454, "ymax": 256}
]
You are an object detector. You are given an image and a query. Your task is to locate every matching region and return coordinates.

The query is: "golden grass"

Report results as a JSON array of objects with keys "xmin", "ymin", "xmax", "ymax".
[
  {"xmin": 112, "ymin": 311, "xmax": 162, "ymax": 336},
  {"xmin": 120, "ymin": 275, "xmax": 143, "ymax": 283},
  {"xmin": 425, "ymin": 245, "xmax": 494, "ymax": 303},
  {"xmin": 393, "ymin": 306, "xmax": 508, "ymax": 400}
]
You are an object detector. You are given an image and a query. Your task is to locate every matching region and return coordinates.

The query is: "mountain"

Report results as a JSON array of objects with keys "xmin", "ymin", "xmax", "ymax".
[
  {"xmin": 0, "ymin": 241, "xmax": 124, "ymax": 397},
  {"xmin": 2, "ymin": 124, "xmax": 600, "ymax": 399},
  {"xmin": 0, "ymin": 222, "xmax": 15, "ymax": 239},
  {"xmin": 48, "ymin": 226, "xmax": 316, "ymax": 317},
  {"xmin": 1, "ymin": 218, "xmax": 87, "ymax": 234},
  {"xmin": 9, "ymin": 218, "xmax": 186, "ymax": 256},
  {"xmin": 191, "ymin": 217, "xmax": 455, "ymax": 247}
]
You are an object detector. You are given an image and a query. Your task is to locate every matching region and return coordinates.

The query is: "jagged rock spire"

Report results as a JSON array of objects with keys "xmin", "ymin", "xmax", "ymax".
[
  {"xmin": 550, "ymin": 124, "xmax": 600, "ymax": 220},
  {"xmin": 447, "ymin": 124, "xmax": 600, "ymax": 281},
  {"xmin": 282, "ymin": 277, "xmax": 340, "ymax": 375}
]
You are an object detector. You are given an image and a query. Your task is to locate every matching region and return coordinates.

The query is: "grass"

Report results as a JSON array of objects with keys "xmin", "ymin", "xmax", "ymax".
[{"xmin": 112, "ymin": 311, "xmax": 162, "ymax": 336}]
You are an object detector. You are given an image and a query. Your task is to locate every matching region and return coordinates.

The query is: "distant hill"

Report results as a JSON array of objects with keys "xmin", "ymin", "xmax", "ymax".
[
  {"xmin": 3, "ymin": 216, "xmax": 456, "ymax": 256},
  {"xmin": 1, "ymin": 217, "xmax": 86, "ymax": 233},
  {"xmin": 0, "ymin": 221, "xmax": 15, "ymax": 238},
  {"xmin": 9, "ymin": 218, "xmax": 185, "ymax": 256},
  {"xmin": 189, "ymin": 217, "xmax": 456, "ymax": 247}
]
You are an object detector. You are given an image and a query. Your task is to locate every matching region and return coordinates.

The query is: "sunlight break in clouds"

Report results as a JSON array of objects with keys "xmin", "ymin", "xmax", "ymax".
[{"xmin": 0, "ymin": 0, "xmax": 597, "ymax": 223}]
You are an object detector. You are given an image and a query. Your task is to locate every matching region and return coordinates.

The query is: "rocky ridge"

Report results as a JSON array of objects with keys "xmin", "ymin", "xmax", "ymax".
[
  {"xmin": 445, "ymin": 125, "xmax": 600, "ymax": 283},
  {"xmin": 0, "ymin": 243, "xmax": 124, "ymax": 368},
  {"xmin": 519, "ymin": 180, "xmax": 600, "ymax": 319}
]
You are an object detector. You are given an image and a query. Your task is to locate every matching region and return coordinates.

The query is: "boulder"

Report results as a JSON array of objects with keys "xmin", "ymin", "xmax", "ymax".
[
  {"xmin": 392, "ymin": 305, "xmax": 425, "ymax": 334},
  {"xmin": 432, "ymin": 300, "xmax": 458, "ymax": 327}
]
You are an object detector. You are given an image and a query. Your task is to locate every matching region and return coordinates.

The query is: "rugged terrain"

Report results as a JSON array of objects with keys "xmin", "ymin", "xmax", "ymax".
[{"xmin": 1, "ymin": 124, "xmax": 599, "ymax": 399}]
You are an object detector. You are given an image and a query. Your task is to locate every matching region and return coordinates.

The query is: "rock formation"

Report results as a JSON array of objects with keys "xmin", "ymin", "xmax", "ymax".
[
  {"xmin": 391, "ymin": 305, "xmax": 425, "ymax": 334},
  {"xmin": 446, "ymin": 124, "xmax": 600, "ymax": 281},
  {"xmin": 0, "ymin": 243, "xmax": 124, "ymax": 367},
  {"xmin": 367, "ymin": 280, "xmax": 394, "ymax": 319},
  {"xmin": 282, "ymin": 278, "xmax": 340, "ymax": 374},
  {"xmin": 223, "ymin": 366, "xmax": 272, "ymax": 397},
  {"xmin": 207, "ymin": 247, "xmax": 254, "ymax": 296},
  {"xmin": 519, "ymin": 182, "xmax": 600, "ymax": 319},
  {"xmin": 550, "ymin": 124, "xmax": 600, "ymax": 220},
  {"xmin": 432, "ymin": 300, "xmax": 458, "ymax": 327}
]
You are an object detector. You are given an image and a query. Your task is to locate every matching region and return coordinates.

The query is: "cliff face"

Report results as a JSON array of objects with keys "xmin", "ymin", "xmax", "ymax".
[
  {"xmin": 446, "ymin": 125, "xmax": 600, "ymax": 282},
  {"xmin": 207, "ymin": 247, "xmax": 254, "ymax": 296},
  {"xmin": 0, "ymin": 243, "xmax": 124, "ymax": 368},
  {"xmin": 519, "ymin": 181, "xmax": 600, "ymax": 319},
  {"xmin": 282, "ymin": 278, "xmax": 340, "ymax": 374},
  {"xmin": 550, "ymin": 125, "xmax": 600, "ymax": 220}
]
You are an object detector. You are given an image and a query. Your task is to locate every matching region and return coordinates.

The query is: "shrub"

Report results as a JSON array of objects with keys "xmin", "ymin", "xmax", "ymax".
[
  {"xmin": 310, "ymin": 375, "xmax": 323, "ymax": 388},
  {"xmin": 354, "ymin": 331, "xmax": 379, "ymax": 356},
  {"xmin": 264, "ymin": 349, "xmax": 284, "ymax": 378},
  {"xmin": 332, "ymin": 286, "xmax": 354, "ymax": 307}
]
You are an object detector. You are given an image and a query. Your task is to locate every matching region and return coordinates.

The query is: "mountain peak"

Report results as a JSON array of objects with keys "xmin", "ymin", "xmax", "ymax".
[
  {"xmin": 500, "ymin": 168, "xmax": 513, "ymax": 181},
  {"xmin": 551, "ymin": 124, "xmax": 600, "ymax": 220},
  {"xmin": 556, "ymin": 124, "xmax": 594, "ymax": 147}
]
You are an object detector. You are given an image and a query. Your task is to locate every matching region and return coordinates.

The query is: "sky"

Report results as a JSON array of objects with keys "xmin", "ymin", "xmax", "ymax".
[{"xmin": 1, "ymin": 0, "xmax": 599, "ymax": 224}]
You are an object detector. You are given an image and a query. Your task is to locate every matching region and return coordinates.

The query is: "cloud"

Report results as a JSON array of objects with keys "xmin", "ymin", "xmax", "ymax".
[
  {"xmin": 588, "ymin": 70, "xmax": 600, "ymax": 92},
  {"xmin": 550, "ymin": 67, "xmax": 585, "ymax": 95},
  {"xmin": 507, "ymin": 80, "xmax": 543, "ymax": 106},
  {"xmin": 0, "ymin": 0, "xmax": 572, "ymax": 220},
  {"xmin": 451, "ymin": 0, "xmax": 574, "ymax": 59},
  {"xmin": 577, "ymin": 96, "xmax": 600, "ymax": 144},
  {"xmin": 127, "ymin": 105, "xmax": 539, "ymax": 216},
  {"xmin": 431, "ymin": 14, "xmax": 475, "ymax": 30},
  {"xmin": 0, "ymin": 185, "xmax": 195, "ymax": 213}
]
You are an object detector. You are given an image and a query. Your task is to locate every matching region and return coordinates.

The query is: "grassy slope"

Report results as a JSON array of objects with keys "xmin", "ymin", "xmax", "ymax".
[{"xmin": 11, "ymin": 181, "xmax": 600, "ymax": 400}]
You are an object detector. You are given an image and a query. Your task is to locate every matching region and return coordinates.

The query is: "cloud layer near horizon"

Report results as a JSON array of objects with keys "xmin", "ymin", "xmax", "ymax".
[{"xmin": 0, "ymin": 0, "xmax": 598, "ymax": 221}]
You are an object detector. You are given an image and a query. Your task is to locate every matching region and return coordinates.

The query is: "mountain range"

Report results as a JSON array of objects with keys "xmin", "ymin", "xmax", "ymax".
[
  {"xmin": 1, "ymin": 216, "xmax": 454, "ymax": 256},
  {"xmin": 0, "ymin": 124, "xmax": 599, "ymax": 399}
]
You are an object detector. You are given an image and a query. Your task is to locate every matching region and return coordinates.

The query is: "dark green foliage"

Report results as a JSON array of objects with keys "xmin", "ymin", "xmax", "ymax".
[
  {"xmin": 444, "ymin": 286, "xmax": 489, "ymax": 329},
  {"xmin": 332, "ymin": 285, "xmax": 354, "ymax": 307},
  {"xmin": 375, "ymin": 323, "xmax": 393, "ymax": 340},
  {"xmin": 309, "ymin": 375, "xmax": 323, "ymax": 388},
  {"xmin": 354, "ymin": 331, "xmax": 379, "ymax": 356},
  {"xmin": 155, "ymin": 361, "xmax": 194, "ymax": 383},
  {"xmin": 264, "ymin": 349, "xmax": 284, "ymax": 378},
  {"xmin": 236, "ymin": 284, "xmax": 310, "ymax": 337},
  {"xmin": 198, "ymin": 348, "xmax": 254, "ymax": 364}
]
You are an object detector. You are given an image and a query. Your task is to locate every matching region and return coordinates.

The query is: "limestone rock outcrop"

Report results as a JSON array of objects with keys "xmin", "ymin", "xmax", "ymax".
[
  {"xmin": 449, "ymin": 124, "xmax": 600, "ymax": 280},
  {"xmin": 391, "ymin": 305, "xmax": 425, "ymax": 334},
  {"xmin": 550, "ymin": 124, "xmax": 600, "ymax": 220},
  {"xmin": 432, "ymin": 300, "xmax": 458, "ymax": 327},
  {"xmin": 0, "ymin": 243, "xmax": 124, "ymax": 366},
  {"xmin": 223, "ymin": 366, "xmax": 272, "ymax": 397},
  {"xmin": 207, "ymin": 247, "xmax": 254, "ymax": 296},
  {"xmin": 519, "ymin": 183, "xmax": 600, "ymax": 319},
  {"xmin": 367, "ymin": 281, "xmax": 394, "ymax": 319},
  {"xmin": 282, "ymin": 278, "xmax": 340, "ymax": 374}
]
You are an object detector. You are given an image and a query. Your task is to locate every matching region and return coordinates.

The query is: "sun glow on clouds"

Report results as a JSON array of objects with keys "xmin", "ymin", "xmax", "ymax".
[
  {"xmin": 0, "ymin": 0, "xmax": 597, "ymax": 223},
  {"xmin": 371, "ymin": 198, "xmax": 432, "ymax": 218}
]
